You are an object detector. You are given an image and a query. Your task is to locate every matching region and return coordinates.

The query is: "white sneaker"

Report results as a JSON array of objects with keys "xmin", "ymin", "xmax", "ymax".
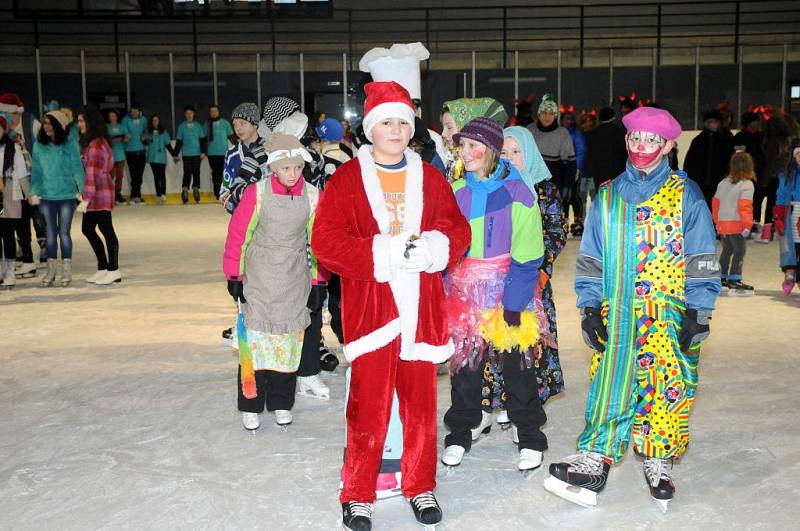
[
  {"xmin": 274, "ymin": 409, "xmax": 292, "ymax": 426},
  {"xmin": 86, "ymin": 269, "xmax": 108, "ymax": 283},
  {"xmin": 96, "ymin": 269, "xmax": 122, "ymax": 285},
  {"xmin": 518, "ymin": 448, "xmax": 543, "ymax": 471},
  {"xmin": 470, "ymin": 411, "xmax": 492, "ymax": 441},
  {"xmin": 296, "ymin": 374, "xmax": 330, "ymax": 400},
  {"xmin": 15, "ymin": 262, "xmax": 36, "ymax": 278},
  {"xmin": 441, "ymin": 445, "xmax": 466, "ymax": 467},
  {"xmin": 242, "ymin": 412, "xmax": 259, "ymax": 430}
]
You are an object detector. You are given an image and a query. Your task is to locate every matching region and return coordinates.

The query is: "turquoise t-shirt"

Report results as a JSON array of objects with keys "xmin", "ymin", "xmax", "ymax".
[
  {"xmin": 205, "ymin": 118, "xmax": 233, "ymax": 157},
  {"xmin": 122, "ymin": 115, "xmax": 147, "ymax": 152},
  {"xmin": 146, "ymin": 130, "xmax": 171, "ymax": 165},
  {"xmin": 176, "ymin": 121, "xmax": 205, "ymax": 157},
  {"xmin": 107, "ymin": 123, "xmax": 127, "ymax": 162}
]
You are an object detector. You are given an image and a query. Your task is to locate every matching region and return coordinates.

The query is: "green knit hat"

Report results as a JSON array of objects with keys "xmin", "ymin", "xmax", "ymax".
[{"xmin": 538, "ymin": 94, "xmax": 559, "ymax": 116}]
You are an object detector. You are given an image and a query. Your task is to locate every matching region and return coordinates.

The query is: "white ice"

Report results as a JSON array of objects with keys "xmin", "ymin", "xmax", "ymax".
[{"xmin": 1, "ymin": 204, "xmax": 798, "ymax": 530}]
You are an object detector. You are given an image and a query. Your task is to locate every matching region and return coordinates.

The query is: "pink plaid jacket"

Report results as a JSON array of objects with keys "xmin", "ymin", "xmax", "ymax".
[{"xmin": 81, "ymin": 138, "xmax": 115, "ymax": 212}]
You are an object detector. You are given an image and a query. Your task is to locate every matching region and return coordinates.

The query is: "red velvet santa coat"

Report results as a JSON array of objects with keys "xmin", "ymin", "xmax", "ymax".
[{"xmin": 312, "ymin": 145, "xmax": 471, "ymax": 363}]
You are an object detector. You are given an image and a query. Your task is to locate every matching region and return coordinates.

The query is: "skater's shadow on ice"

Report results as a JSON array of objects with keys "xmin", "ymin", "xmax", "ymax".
[
  {"xmin": 7, "ymin": 291, "xmax": 116, "ymax": 305},
  {"xmin": 760, "ymin": 288, "xmax": 800, "ymax": 307}
]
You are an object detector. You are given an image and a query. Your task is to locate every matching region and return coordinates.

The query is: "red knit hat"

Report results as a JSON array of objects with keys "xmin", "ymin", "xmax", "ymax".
[
  {"xmin": 362, "ymin": 81, "xmax": 416, "ymax": 142},
  {"xmin": 0, "ymin": 93, "xmax": 24, "ymax": 113}
]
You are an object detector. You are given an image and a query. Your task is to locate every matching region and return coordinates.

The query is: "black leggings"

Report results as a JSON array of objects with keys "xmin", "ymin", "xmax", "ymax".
[
  {"xmin": 182, "ymin": 156, "xmax": 201, "ymax": 189},
  {"xmin": 81, "ymin": 210, "xmax": 119, "ymax": 271},
  {"xmin": 150, "ymin": 163, "xmax": 167, "ymax": 197},
  {"xmin": 208, "ymin": 155, "xmax": 225, "ymax": 199},
  {"xmin": 237, "ymin": 366, "xmax": 296, "ymax": 413},
  {"xmin": 0, "ymin": 218, "xmax": 16, "ymax": 259}
]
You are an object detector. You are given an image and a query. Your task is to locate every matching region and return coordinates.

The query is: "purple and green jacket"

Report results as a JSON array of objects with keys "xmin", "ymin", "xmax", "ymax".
[{"xmin": 452, "ymin": 159, "xmax": 545, "ymax": 311}]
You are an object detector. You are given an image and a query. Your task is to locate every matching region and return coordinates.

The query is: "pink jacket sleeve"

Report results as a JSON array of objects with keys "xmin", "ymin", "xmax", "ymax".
[{"xmin": 223, "ymin": 184, "xmax": 258, "ymax": 280}]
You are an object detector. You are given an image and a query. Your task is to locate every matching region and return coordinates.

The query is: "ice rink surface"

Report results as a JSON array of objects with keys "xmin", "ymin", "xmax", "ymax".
[{"xmin": 2, "ymin": 204, "xmax": 798, "ymax": 531}]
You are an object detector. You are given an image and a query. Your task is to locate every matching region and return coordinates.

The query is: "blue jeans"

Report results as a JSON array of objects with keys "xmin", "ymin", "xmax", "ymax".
[{"xmin": 39, "ymin": 199, "xmax": 76, "ymax": 259}]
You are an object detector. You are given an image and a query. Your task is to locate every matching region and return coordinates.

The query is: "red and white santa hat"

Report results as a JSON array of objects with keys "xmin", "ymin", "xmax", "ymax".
[
  {"xmin": 0, "ymin": 93, "xmax": 24, "ymax": 114},
  {"xmin": 361, "ymin": 81, "xmax": 416, "ymax": 142}
]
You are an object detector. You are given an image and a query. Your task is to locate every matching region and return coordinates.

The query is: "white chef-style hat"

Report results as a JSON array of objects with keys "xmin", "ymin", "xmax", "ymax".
[{"xmin": 359, "ymin": 42, "xmax": 430, "ymax": 100}]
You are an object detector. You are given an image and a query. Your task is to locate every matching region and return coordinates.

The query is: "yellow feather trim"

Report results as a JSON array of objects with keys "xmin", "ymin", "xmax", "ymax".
[{"xmin": 479, "ymin": 307, "xmax": 541, "ymax": 352}]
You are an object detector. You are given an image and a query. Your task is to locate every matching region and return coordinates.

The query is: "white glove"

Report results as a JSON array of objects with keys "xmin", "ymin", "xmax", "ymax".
[{"xmin": 403, "ymin": 237, "xmax": 433, "ymax": 273}]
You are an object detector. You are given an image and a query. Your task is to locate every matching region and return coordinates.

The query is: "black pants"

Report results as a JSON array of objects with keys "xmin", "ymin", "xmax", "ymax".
[
  {"xmin": 0, "ymin": 218, "xmax": 16, "ymax": 259},
  {"xmin": 126, "ymin": 151, "xmax": 146, "ymax": 199},
  {"xmin": 719, "ymin": 234, "xmax": 746, "ymax": 279},
  {"xmin": 16, "ymin": 201, "xmax": 44, "ymax": 263},
  {"xmin": 208, "ymin": 155, "xmax": 225, "ymax": 199},
  {"xmin": 327, "ymin": 274, "xmax": 344, "ymax": 344},
  {"xmin": 299, "ymin": 285, "xmax": 326, "ymax": 377},
  {"xmin": 81, "ymin": 211, "xmax": 119, "ymax": 271},
  {"xmin": 569, "ymin": 174, "xmax": 584, "ymax": 220},
  {"xmin": 237, "ymin": 366, "xmax": 296, "ymax": 413},
  {"xmin": 444, "ymin": 349, "xmax": 547, "ymax": 452},
  {"xmin": 754, "ymin": 178, "xmax": 780, "ymax": 225},
  {"xmin": 150, "ymin": 163, "xmax": 167, "ymax": 197},
  {"xmin": 182, "ymin": 156, "xmax": 201, "ymax": 189}
]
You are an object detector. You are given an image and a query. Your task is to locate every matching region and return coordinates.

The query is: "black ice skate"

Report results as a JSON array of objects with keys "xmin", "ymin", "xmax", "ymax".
[
  {"xmin": 570, "ymin": 220, "xmax": 584, "ymax": 237},
  {"xmin": 643, "ymin": 457, "xmax": 675, "ymax": 513},
  {"xmin": 342, "ymin": 501, "xmax": 373, "ymax": 531},
  {"xmin": 408, "ymin": 491, "xmax": 442, "ymax": 530},
  {"xmin": 727, "ymin": 280, "xmax": 755, "ymax": 297},
  {"xmin": 543, "ymin": 451, "xmax": 611, "ymax": 507},
  {"xmin": 320, "ymin": 342, "xmax": 340, "ymax": 372}
]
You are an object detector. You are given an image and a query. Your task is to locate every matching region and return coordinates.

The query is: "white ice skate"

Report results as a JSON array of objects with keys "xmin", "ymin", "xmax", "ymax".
[
  {"xmin": 296, "ymin": 374, "xmax": 331, "ymax": 400},
  {"xmin": 470, "ymin": 411, "xmax": 492, "ymax": 441},
  {"xmin": 15, "ymin": 262, "xmax": 36, "ymax": 279},
  {"xmin": 86, "ymin": 269, "xmax": 107, "ymax": 284},
  {"xmin": 95, "ymin": 269, "xmax": 122, "ymax": 285},
  {"xmin": 518, "ymin": 449, "xmax": 543, "ymax": 472},
  {"xmin": 543, "ymin": 451, "xmax": 611, "ymax": 508},
  {"xmin": 241, "ymin": 412, "xmax": 259, "ymax": 430},
  {"xmin": 643, "ymin": 457, "xmax": 675, "ymax": 513},
  {"xmin": 441, "ymin": 445, "xmax": 465, "ymax": 467},
  {"xmin": 496, "ymin": 409, "xmax": 511, "ymax": 430},
  {"xmin": 274, "ymin": 409, "xmax": 293, "ymax": 427}
]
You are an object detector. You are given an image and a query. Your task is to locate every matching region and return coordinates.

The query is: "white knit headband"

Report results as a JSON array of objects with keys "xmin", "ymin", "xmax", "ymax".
[{"xmin": 267, "ymin": 148, "xmax": 312, "ymax": 166}]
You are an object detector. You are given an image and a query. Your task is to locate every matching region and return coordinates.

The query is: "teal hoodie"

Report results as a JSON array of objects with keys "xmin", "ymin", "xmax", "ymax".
[
  {"xmin": 122, "ymin": 114, "xmax": 147, "ymax": 152},
  {"xmin": 31, "ymin": 142, "xmax": 85, "ymax": 200},
  {"xmin": 145, "ymin": 130, "xmax": 171, "ymax": 164},
  {"xmin": 205, "ymin": 118, "xmax": 233, "ymax": 157}
]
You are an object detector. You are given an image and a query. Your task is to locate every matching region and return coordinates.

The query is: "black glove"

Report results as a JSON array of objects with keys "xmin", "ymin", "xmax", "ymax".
[
  {"xmin": 503, "ymin": 309, "xmax": 521, "ymax": 327},
  {"xmin": 678, "ymin": 309, "xmax": 710, "ymax": 351},
  {"xmin": 580, "ymin": 306, "xmax": 608, "ymax": 352},
  {"xmin": 227, "ymin": 278, "xmax": 246, "ymax": 303}
]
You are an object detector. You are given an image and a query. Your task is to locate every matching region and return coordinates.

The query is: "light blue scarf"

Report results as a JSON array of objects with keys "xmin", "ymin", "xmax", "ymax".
[{"xmin": 502, "ymin": 126, "xmax": 552, "ymax": 193}]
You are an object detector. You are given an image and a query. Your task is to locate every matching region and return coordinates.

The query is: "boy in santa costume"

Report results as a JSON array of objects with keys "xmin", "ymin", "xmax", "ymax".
[
  {"xmin": 543, "ymin": 106, "xmax": 720, "ymax": 513},
  {"xmin": 311, "ymin": 81, "xmax": 470, "ymax": 531}
]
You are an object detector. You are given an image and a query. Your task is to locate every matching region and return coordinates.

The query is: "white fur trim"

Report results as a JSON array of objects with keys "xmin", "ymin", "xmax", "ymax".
[
  {"xmin": 420, "ymin": 230, "xmax": 449, "ymax": 273},
  {"xmin": 403, "ymin": 340, "xmax": 455, "ymax": 364},
  {"xmin": 358, "ymin": 144, "xmax": 392, "ymax": 234},
  {"xmin": 343, "ymin": 318, "xmax": 401, "ymax": 361},
  {"xmin": 0, "ymin": 103, "xmax": 18, "ymax": 113},
  {"xmin": 388, "ymin": 268, "xmax": 420, "ymax": 361},
  {"xmin": 372, "ymin": 234, "xmax": 393, "ymax": 283},
  {"xmin": 362, "ymin": 102, "xmax": 416, "ymax": 142}
]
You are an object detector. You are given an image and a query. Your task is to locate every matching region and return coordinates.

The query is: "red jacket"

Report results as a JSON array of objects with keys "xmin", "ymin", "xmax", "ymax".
[
  {"xmin": 311, "ymin": 146, "xmax": 470, "ymax": 363},
  {"xmin": 81, "ymin": 138, "xmax": 115, "ymax": 212}
]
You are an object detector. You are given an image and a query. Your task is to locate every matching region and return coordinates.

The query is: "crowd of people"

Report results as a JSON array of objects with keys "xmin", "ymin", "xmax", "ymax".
[{"xmin": 2, "ymin": 38, "xmax": 800, "ymax": 531}]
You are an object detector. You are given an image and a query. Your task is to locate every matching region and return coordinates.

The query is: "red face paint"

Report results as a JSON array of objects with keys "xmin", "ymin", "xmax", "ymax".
[
  {"xmin": 472, "ymin": 148, "xmax": 485, "ymax": 161},
  {"xmin": 627, "ymin": 145, "xmax": 663, "ymax": 169}
]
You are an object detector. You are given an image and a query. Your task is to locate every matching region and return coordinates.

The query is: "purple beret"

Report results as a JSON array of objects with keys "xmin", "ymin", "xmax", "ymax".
[{"xmin": 622, "ymin": 107, "xmax": 681, "ymax": 140}]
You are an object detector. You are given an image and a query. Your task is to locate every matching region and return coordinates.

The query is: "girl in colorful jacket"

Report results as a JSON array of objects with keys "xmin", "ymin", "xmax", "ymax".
[
  {"xmin": 78, "ymin": 107, "xmax": 121, "ymax": 286},
  {"xmin": 442, "ymin": 117, "xmax": 551, "ymax": 473},
  {"xmin": 774, "ymin": 145, "xmax": 800, "ymax": 294},
  {"xmin": 222, "ymin": 133, "xmax": 317, "ymax": 432}
]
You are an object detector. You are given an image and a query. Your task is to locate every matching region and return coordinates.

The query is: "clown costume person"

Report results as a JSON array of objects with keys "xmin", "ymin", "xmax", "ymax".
[
  {"xmin": 543, "ymin": 107, "xmax": 720, "ymax": 512},
  {"xmin": 312, "ymin": 81, "xmax": 470, "ymax": 531}
]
